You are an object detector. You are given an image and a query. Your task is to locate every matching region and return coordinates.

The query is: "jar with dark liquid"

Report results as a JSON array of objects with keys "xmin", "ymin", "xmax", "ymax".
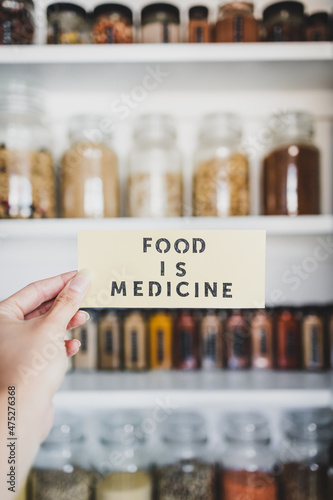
[
  {"xmin": 302, "ymin": 308, "xmax": 325, "ymax": 371},
  {"xmin": 215, "ymin": 2, "xmax": 259, "ymax": 43},
  {"xmin": 123, "ymin": 311, "xmax": 148, "ymax": 371},
  {"xmin": 173, "ymin": 311, "xmax": 198, "ymax": 370},
  {"xmin": 225, "ymin": 310, "xmax": 250, "ymax": 369},
  {"xmin": 188, "ymin": 5, "xmax": 210, "ymax": 43},
  {"xmin": 251, "ymin": 310, "xmax": 274, "ymax": 369},
  {"xmin": 200, "ymin": 310, "xmax": 224, "ymax": 369},
  {"xmin": 263, "ymin": 1, "xmax": 305, "ymax": 42},
  {"xmin": 276, "ymin": 308, "xmax": 300, "ymax": 369}
]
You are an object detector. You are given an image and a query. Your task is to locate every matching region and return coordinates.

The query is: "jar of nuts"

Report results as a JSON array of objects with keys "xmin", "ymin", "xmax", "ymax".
[
  {"xmin": 127, "ymin": 114, "xmax": 183, "ymax": 217},
  {"xmin": 193, "ymin": 113, "xmax": 250, "ymax": 217}
]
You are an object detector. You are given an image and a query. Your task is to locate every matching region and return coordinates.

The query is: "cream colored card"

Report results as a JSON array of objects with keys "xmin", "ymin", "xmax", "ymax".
[{"xmin": 78, "ymin": 230, "xmax": 266, "ymax": 309}]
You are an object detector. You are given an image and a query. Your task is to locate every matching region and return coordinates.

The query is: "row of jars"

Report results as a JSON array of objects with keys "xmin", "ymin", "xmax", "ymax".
[
  {"xmin": 70, "ymin": 306, "xmax": 333, "ymax": 372},
  {"xmin": 21, "ymin": 407, "xmax": 333, "ymax": 500},
  {"xmin": 1, "ymin": 1, "xmax": 331, "ymax": 45},
  {"xmin": 0, "ymin": 84, "xmax": 322, "ymax": 219}
]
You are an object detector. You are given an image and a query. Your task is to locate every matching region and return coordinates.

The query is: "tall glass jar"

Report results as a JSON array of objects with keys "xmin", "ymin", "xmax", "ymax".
[
  {"xmin": 200, "ymin": 310, "xmax": 224, "ymax": 369},
  {"xmin": 280, "ymin": 408, "xmax": 333, "ymax": 500},
  {"xmin": 263, "ymin": 1, "xmax": 306, "ymax": 42},
  {"xmin": 98, "ymin": 310, "xmax": 122, "ymax": 370},
  {"xmin": 123, "ymin": 310, "xmax": 148, "ymax": 370},
  {"xmin": 225, "ymin": 310, "xmax": 251, "ymax": 369},
  {"xmin": 0, "ymin": 0, "xmax": 35, "ymax": 44},
  {"xmin": 156, "ymin": 411, "xmax": 217, "ymax": 500},
  {"xmin": 215, "ymin": 2, "xmax": 259, "ymax": 42},
  {"xmin": 251, "ymin": 310, "xmax": 274, "ymax": 369},
  {"xmin": 301, "ymin": 308, "xmax": 325, "ymax": 371},
  {"xmin": 0, "ymin": 82, "xmax": 55, "ymax": 219},
  {"xmin": 29, "ymin": 412, "xmax": 94, "ymax": 500},
  {"xmin": 127, "ymin": 114, "xmax": 183, "ymax": 217},
  {"xmin": 276, "ymin": 307, "xmax": 301, "ymax": 370},
  {"xmin": 193, "ymin": 113, "xmax": 249, "ymax": 217},
  {"xmin": 61, "ymin": 115, "xmax": 119, "ymax": 218},
  {"xmin": 220, "ymin": 412, "xmax": 279, "ymax": 500},
  {"xmin": 47, "ymin": 2, "xmax": 90, "ymax": 44},
  {"xmin": 262, "ymin": 111, "xmax": 320, "ymax": 216},
  {"xmin": 94, "ymin": 411, "xmax": 153, "ymax": 500},
  {"xmin": 173, "ymin": 310, "xmax": 198, "ymax": 370},
  {"xmin": 149, "ymin": 310, "xmax": 173, "ymax": 369}
]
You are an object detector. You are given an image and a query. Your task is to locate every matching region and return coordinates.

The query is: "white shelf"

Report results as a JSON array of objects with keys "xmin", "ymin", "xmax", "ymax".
[{"xmin": 0, "ymin": 43, "xmax": 332, "ymax": 64}]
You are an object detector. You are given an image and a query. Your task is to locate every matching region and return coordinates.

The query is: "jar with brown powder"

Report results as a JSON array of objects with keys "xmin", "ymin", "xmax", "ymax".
[
  {"xmin": 141, "ymin": 3, "xmax": 180, "ymax": 43},
  {"xmin": 188, "ymin": 5, "xmax": 210, "ymax": 43},
  {"xmin": 92, "ymin": 3, "xmax": 133, "ymax": 44},
  {"xmin": 215, "ymin": 2, "xmax": 259, "ymax": 43}
]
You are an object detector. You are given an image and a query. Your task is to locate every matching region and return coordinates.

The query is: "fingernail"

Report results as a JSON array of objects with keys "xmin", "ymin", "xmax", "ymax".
[
  {"xmin": 69, "ymin": 269, "xmax": 92, "ymax": 294},
  {"xmin": 73, "ymin": 339, "xmax": 81, "ymax": 348},
  {"xmin": 83, "ymin": 311, "xmax": 90, "ymax": 321}
]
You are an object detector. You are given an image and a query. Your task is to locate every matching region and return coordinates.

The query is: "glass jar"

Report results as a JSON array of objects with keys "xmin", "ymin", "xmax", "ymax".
[
  {"xmin": 149, "ymin": 310, "xmax": 173, "ymax": 369},
  {"xmin": 225, "ymin": 310, "xmax": 250, "ymax": 369},
  {"xmin": 0, "ymin": 0, "xmax": 34, "ymax": 44},
  {"xmin": 73, "ymin": 310, "xmax": 99, "ymax": 370},
  {"xmin": 220, "ymin": 412, "xmax": 279, "ymax": 500},
  {"xmin": 92, "ymin": 3, "xmax": 133, "ymax": 44},
  {"xmin": 302, "ymin": 308, "xmax": 325, "ymax": 371},
  {"xmin": 329, "ymin": 311, "xmax": 333, "ymax": 369},
  {"xmin": 262, "ymin": 112, "xmax": 320, "ymax": 216},
  {"xmin": 215, "ymin": 2, "xmax": 259, "ymax": 43},
  {"xmin": 29, "ymin": 412, "xmax": 94, "ymax": 500},
  {"xmin": 156, "ymin": 411, "xmax": 217, "ymax": 500},
  {"xmin": 0, "ymin": 82, "xmax": 55, "ymax": 219},
  {"xmin": 141, "ymin": 3, "xmax": 180, "ymax": 43},
  {"xmin": 98, "ymin": 310, "xmax": 121, "ymax": 370},
  {"xmin": 251, "ymin": 310, "xmax": 274, "ymax": 369},
  {"xmin": 280, "ymin": 408, "xmax": 333, "ymax": 500},
  {"xmin": 306, "ymin": 12, "xmax": 331, "ymax": 42},
  {"xmin": 47, "ymin": 2, "xmax": 90, "ymax": 44},
  {"xmin": 276, "ymin": 308, "xmax": 301, "ymax": 369},
  {"xmin": 173, "ymin": 311, "xmax": 198, "ymax": 370},
  {"xmin": 193, "ymin": 113, "xmax": 249, "ymax": 217},
  {"xmin": 200, "ymin": 310, "xmax": 224, "ymax": 369},
  {"xmin": 263, "ymin": 1, "xmax": 305, "ymax": 42},
  {"xmin": 61, "ymin": 115, "xmax": 119, "ymax": 218},
  {"xmin": 94, "ymin": 411, "xmax": 152, "ymax": 500},
  {"xmin": 127, "ymin": 115, "xmax": 183, "ymax": 217},
  {"xmin": 123, "ymin": 310, "xmax": 148, "ymax": 370},
  {"xmin": 188, "ymin": 5, "xmax": 210, "ymax": 43}
]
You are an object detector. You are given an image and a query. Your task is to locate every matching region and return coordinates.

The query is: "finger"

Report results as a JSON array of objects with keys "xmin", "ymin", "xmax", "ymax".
[
  {"xmin": 24, "ymin": 298, "xmax": 55, "ymax": 320},
  {"xmin": 45, "ymin": 269, "xmax": 91, "ymax": 331},
  {"xmin": 66, "ymin": 310, "xmax": 90, "ymax": 330},
  {"xmin": 65, "ymin": 339, "xmax": 81, "ymax": 357},
  {"xmin": 2, "ymin": 271, "xmax": 77, "ymax": 320}
]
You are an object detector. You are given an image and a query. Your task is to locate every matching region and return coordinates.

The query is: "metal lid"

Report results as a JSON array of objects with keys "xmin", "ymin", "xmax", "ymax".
[
  {"xmin": 223, "ymin": 412, "xmax": 271, "ymax": 444},
  {"xmin": 162, "ymin": 411, "xmax": 207, "ymax": 444},
  {"xmin": 141, "ymin": 3, "xmax": 180, "ymax": 22},
  {"xmin": 189, "ymin": 5, "xmax": 209, "ymax": 19},
  {"xmin": 93, "ymin": 3, "xmax": 133, "ymax": 22},
  {"xmin": 47, "ymin": 2, "xmax": 87, "ymax": 17},
  {"xmin": 283, "ymin": 408, "xmax": 333, "ymax": 441}
]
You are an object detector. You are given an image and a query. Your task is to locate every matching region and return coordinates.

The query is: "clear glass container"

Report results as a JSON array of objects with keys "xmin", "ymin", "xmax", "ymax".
[
  {"xmin": 280, "ymin": 408, "xmax": 333, "ymax": 500},
  {"xmin": 92, "ymin": 3, "xmax": 133, "ymax": 44},
  {"xmin": 61, "ymin": 115, "xmax": 119, "ymax": 218},
  {"xmin": 193, "ymin": 113, "xmax": 250, "ymax": 217},
  {"xmin": 215, "ymin": 2, "xmax": 259, "ymax": 43},
  {"xmin": 263, "ymin": 1, "xmax": 305, "ymax": 42},
  {"xmin": 94, "ymin": 410, "xmax": 153, "ymax": 500},
  {"xmin": 220, "ymin": 412, "xmax": 279, "ymax": 500},
  {"xmin": 47, "ymin": 2, "xmax": 90, "ymax": 44},
  {"xmin": 0, "ymin": 81, "xmax": 55, "ymax": 219},
  {"xmin": 262, "ymin": 111, "xmax": 320, "ymax": 216},
  {"xmin": 127, "ymin": 114, "xmax": 183, "ymax": 217},
  {"xmin": 156, "ymin": 411, "xmax": 217, "ymax": 500},
  {"xmin": 0, "ymin": 0, "xmax": 35, "ymax": 44},
  {"xmin": 29, "ymin": 412, "xmax": 94, "ymax": 500},
  {"xmin": 141, "ymin": 3, "xmax": 180, "ymax": 43}
]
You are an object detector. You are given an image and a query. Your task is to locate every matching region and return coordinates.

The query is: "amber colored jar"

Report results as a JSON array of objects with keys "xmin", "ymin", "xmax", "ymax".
[
  {"xmin": 302, "ymin": 309, "xmax": 325, "ymax": 371},
  {"xmin": 200, "ymin": 310, "xmax": 224, "ymax": 369},
  {"xmin": 251, "ymin": 310, "xmax": 274, "ymax": 369},
  {"xmin": 276, "ymin": 308, "xmax": 300, "ymax": 370},
  {"xmin": 262, "ymin": 112, "xmax": 320, "ymax": 216},
  {"xmin": 263, "ymin": 1, "xmax": 305, "ymax": 42},
  {"xmin": 225, "ymin": 310, "xmax": 250, "ymax": 369},
  {"xmin": 73, "ymin": 311, "xmax": 99, "ymax": 370},
  {"xmin": 173, "ymin": 311, "xmax": 198, "ymax": 370},
  {"xmin": 123, "ymin": 311, "xmax": 148, "ymax": 371},
  {"xmin": 215, "ymin": 2, "xmax": 259, "ymax": 43},
  {"xmin": 149, "ymin": 311, "xmax": 173, "ymax": 369},
  {"xmin": 188, "ymin": 5, "xmax": 210, "ymax": 43},
  {"xmin": 98, "ymin": 311, "xmax": 121, "ymax": 370},
  {"xmin": 306, "ymin": 12, "xmax": 331, "ymax": 42}
]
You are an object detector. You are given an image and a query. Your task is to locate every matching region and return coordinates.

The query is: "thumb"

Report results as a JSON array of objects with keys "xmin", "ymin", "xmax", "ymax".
[{"xmin": 45, "ymin": 269, "xmax": 91, "ymax": 330}]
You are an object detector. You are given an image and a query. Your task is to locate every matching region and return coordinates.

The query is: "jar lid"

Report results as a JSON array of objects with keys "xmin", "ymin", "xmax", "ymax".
[
  {"xmin": 42, "ymin": 413, "xmax": 84, "ymax": 445},
  {"xmin": 100, "ymin": 410, "xmax": 146, "ymax": 446},
  {"xmin": 199, "ymin": 113, "xmax": 242, "ymax": 143},
  {"xmin": 189, "ymin": 5, "xmax": 209, "ymax": 19},
  {"xmin": 220, "ymin": 2, "xmax": 254, "ymax": 13},
  {"xmin": 47, "ymin": 2, "xmax": 87, "ymax": 17},
  {"xmin": 141, "ymin": 3, "xmax": 180, "ymax": 23},
  {"xmin": 162, "ymin": 411, "xmax": 207, "ymax": 444},
  {"xmin": 93, "ymin": 3, "xmax": 133, "ymax": 22},
  {"xmin": 68, "ymin": 114, "xmax": 113, "ymax": 144},
  {"xmin": 307, "ymin": 11, "xmax": 329, "ymax": 24},
  {"xmin": 268, "ymin": 111, "xmax": 314, "ymax": 140},
  {"xmin": 133, "ymin": 114, "xmax": 176, "ymax": 142},
  {"xmin": 223, "ymin": 412, "xmax": 271, "ymax": 443},
  {"xmin": 284, "ymin": 408, "xmax": 333, "ymax": 441},
  {"xmin": 263, "ymin": 1, "xmax": 305, "ymax": 21},
  {"xmin": 0, "ymin": 80, "xmax": 46, "ymax": 115}
]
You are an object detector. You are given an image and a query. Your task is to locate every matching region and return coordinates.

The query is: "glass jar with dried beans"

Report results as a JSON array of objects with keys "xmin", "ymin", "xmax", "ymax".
[
  {"xmin": 251, "ymin": 309, "xmax": 274, "ymax": 369},
  {"xmin": 61, "ymin": 115, "xmax": 119, "ymax": 218},
  {"xmin": 0, "ymin": 82, "xmax": 55, "ymax": 219},
  {"xmin": 215, "ymin": 2, "xmax": 259, "ymax": 43},
  {"xmin": 127, "ymin": 115, "xmax": 183, "ymax": 217},
  {"xmin": 262, "ymin": 111, "xmax": 320, "ymax": 216},
  {"xmin": 188, "ymin": 5, "xmax": 210, "ymax": 43},
  {"xmin": 193, "ymin": 113, "xmax": 249, "ymax": 217},
  {"xmin": 141, "ymin": 3, "xmax": 180, "ymax": 43},
  {"xmin": 47, "ymin": 3, "xmax": 90, "ymax": 44},
  {"xmin": 0, "ymin": 0, "xmax": 35, "ymax": 44},
  {"xmin": 92, "ymin": 3, "xmax": 133, "ymax": 44},
  {"xmin": 263, "ymin": 1, "xmax": 306, "ymax": 42}
]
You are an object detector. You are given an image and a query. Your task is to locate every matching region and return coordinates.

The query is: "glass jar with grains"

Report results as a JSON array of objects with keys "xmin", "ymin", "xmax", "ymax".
[
  {"xmin": 141, "ymin": 3, "xmax": 180, "ymax": 43},
  {"xmin": 215, "ymin": 2, "xmax": 259, "ymax": 43},
  {"xmin": 156, "ymin": 411, "xmax": 217, "ymax": 500},
  {"xmin": 262, "ymin": 111, "xmax": 320, "ymax": 216},
  {"xmin": 0, "ymin": 0, "xmax": 35, "ymax": 44},
  {"xmin": 28, "ymin": 412, "xmax": 95, "ymax": 500},
  {"xmin": 61, "ymin": 115, "xmax": 119, "ymax": 218},
  {"xmin": 0, "ymin": 82, "xmax": 55, "ymax": 219},
  {"xmin": 127, "ymin": 114, "xmax": 183, "ymax": 217},
  {"xmin": 280, "ymin": 408, "xmax": 333, "ymax": 500},
  {"xmin": 220, "ymin": 412, "xmax": 279, "ymax": 500},
  {"xmin": 93, "ymin": 411, "xmax": 153, "ymax": 500},
  {"xmin": 92, "ymin": 3, "xmax": 133, "ymax": 44},
  {"xmin": 193, "ymin": 113, "xmax": 249, "ymax": 217},
  {"xmin": 47, "ymin": 2, "xmax": 90, "ymax": 44}
]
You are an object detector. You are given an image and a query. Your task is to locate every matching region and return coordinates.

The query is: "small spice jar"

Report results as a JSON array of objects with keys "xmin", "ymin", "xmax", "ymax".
[
  {"xmin": 220, "ymin": 412, "xmax": 279, "ymax": 500},
  {"xmin": 73, "ymin": 310, "xmax": 99, "ymax": 370},
  {"xmin": 156, "ymin": 411, "xmax": 217, "ymax": 500},
  {"xmin": 225, "ymin": 310, "xmax": 251, "ymax": 369},
  {"xmin": 262, "ymin": 111, "xmax": 320, "ymax": 216},
  {"xmin": 306, "ymin": 12, "xmax": 331, "ymax": 42},
  {"xmin": 251, "ymin": 310, "xmax": 274, "ymax": 369},
  {"xmin": 149, "ymin": 310, "xmax": 173, "ymax": 369},
  {"xmin": 92, "ymin": 3, "xmax": 133, "ymax": 44},
  {"xmin": 98, "ymin": 310, "xmax": 121, "ymax": 370},
  {"xmin": 193, "ymin": 113, "xmax": 250, "ymax": 217},
  {"xmin": 0, "ymin": 0, "xmax": 34, "ymax": 44},
  {"xmin": 141, "ymin": 3, "xmax": 180, "ymax": 43},
  {"xmin": 173, "ymin": 311, "xmax": 198, "ymax": 370},
  {"xmin": 127, "ymin": 114, "xmax": 183, "ymax": 217},
  {"xmin": 215, "ymin": 2, "xmax": 259, "ymax": 43},
  {"xmin": 188, "ymin": 5, "xmax": 210, "ymax": 43},
  {"xmin": 199, "ymin": 310, "xmax": 224, "ymax": 369},
  {"xmin": 61, "ymin": 115, "xmax": 119, "ymax": 218},
  {"xmin": 276, "ymin": 308, "xmax": 301, "ymax": 370},
  {"xmin": 123, "ymin": 310, "xmax": 148, "ymax": 371},
  {"xmin": 302, "ymin": 308, "xmax": 325, "ymax": 371},
  {"xmin": 47, "ymin": 2, "xmax": 90, "ymax": 44},
  {"xmin": 263, "ymin": 1, "xmax": 306, "ymax": 42}
]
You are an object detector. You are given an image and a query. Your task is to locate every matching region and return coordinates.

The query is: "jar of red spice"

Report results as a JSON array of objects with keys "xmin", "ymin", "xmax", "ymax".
[
  {"xmin": 276, "ymin": 308, "xmax": 301, "ymax": 370},
  {"xmin": 92, "ymin": 3, "xmax": 133, "ymax": 44},
  {"xmin": 173, "ymin": 311, "xmax": 198, "ymax": 370},
  {"xmin": 215, "ymin": 2, "xmax": 259, "ymax": 43}
]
